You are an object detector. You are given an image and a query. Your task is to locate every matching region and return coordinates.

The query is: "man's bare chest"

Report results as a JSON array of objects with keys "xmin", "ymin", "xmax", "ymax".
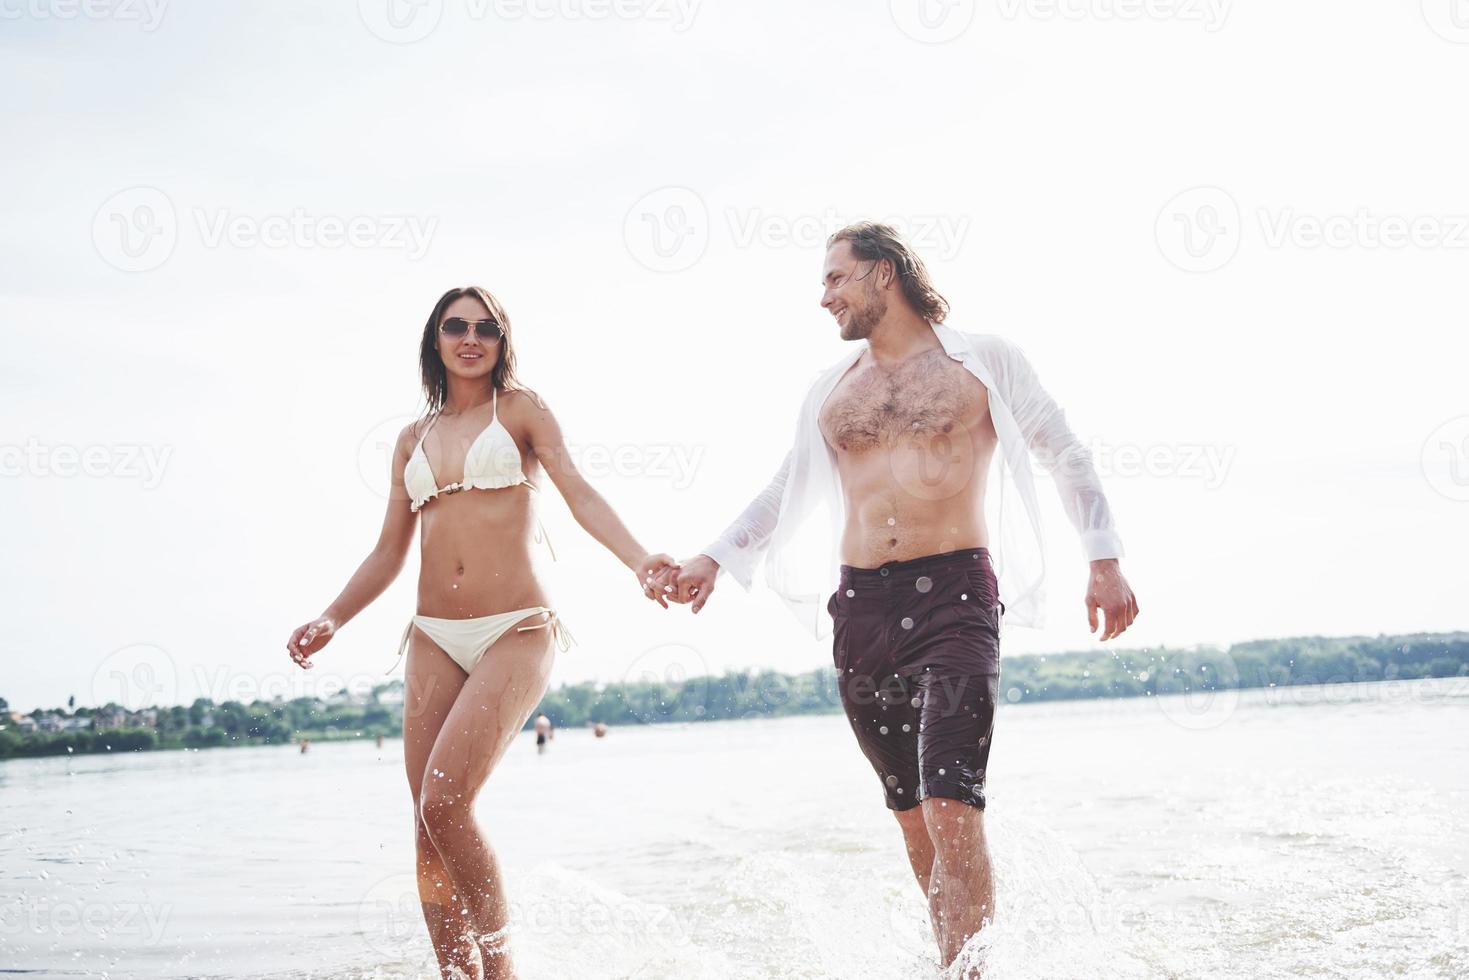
[{"xmin": 819, "ymin": 351, "xmax": 989, "ymax": 454}]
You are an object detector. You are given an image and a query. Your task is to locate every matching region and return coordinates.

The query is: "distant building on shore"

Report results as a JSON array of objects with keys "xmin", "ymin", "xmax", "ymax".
[{"xmin": 91, "ymin": 708, "xmax": 159, "ymax": 732}]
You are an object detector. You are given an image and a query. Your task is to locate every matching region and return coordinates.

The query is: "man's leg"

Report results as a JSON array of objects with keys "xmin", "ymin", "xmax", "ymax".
[
  {"xmin": 892, "ymin": 807, "xmax": 935, "ymax": 894},
  {"xmin": 913, "ymin": 671, "xmax": 1000, "ymax": 968},
  {"xmin": 921, "ymin": 797, "xmax": 995, "ymax": 965},
  {"xmin": 892, "ymin": 807, "xmax": 943, "ymax": 948},
  {"xmin": 829, "ymin": 577, "xmax": 953, "ymax": 952}
]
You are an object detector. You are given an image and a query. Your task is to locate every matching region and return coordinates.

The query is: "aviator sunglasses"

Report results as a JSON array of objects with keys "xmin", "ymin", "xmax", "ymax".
[{"xmin": 439, "ymin": 317, "xmax": 504, "ymax": 342}]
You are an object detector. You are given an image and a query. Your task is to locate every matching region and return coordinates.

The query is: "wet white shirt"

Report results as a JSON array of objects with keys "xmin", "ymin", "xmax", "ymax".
[{"xmin": 701, "ymin": 319, "xmax": 1124, "ymax": 639}]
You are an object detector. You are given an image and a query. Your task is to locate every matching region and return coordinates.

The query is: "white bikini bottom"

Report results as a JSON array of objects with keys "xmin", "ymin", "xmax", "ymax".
[{"xmin": 385, "ymin": 607, "xmax": 575, "ymax": 675}]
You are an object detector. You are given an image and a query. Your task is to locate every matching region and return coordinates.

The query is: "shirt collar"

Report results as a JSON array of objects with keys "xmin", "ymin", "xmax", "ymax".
[
  {"xmin": 843, "ymin": 319, "xmax": 968, "ymax": 369},
  {"xmin": 928, "ymin": 319, "xmax": 969, "ymax": 361}
]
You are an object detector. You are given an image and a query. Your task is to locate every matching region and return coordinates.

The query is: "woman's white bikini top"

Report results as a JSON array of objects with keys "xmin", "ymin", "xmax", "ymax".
[{"xmin": 404, "ymin": 388, "xmax": 537, "ymax": 512}]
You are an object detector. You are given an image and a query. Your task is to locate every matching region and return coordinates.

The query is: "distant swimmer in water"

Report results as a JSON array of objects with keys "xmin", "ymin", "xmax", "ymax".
[
  {"xmin": 285, "ymin": 285, "xmax": 679, "ymax": 980},
  {"xmin": 650, "ymin": 224, "xmax": 1139, "ymax": 972},
  {"xmin": 534, "ymin": 714, "xmax": 552, "ymax": 755}
]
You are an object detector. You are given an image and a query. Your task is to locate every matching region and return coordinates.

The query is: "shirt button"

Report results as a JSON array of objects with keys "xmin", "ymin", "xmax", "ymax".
[{"xmin": 880, "ymin": 568, "xmax": 889, "ymax": 577}]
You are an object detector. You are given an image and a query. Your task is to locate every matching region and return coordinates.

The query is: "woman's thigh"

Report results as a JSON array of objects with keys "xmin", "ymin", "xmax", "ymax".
[
  {"xmin": 404, "ymin": 626, "xmax": 471, "ymax": 803},
  {"xmin": 423, "ymin": 616, "xmax": 558, "ymax": 804}
]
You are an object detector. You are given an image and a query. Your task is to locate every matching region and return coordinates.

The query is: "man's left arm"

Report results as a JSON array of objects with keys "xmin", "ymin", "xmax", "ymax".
[{"xmin": 989, "ymin": 337, "xmax": 1140, "ymax": 641}]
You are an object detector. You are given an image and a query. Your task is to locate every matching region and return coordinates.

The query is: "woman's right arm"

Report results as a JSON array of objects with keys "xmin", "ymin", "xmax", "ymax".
[{"xmin": 287, "ymin": 423, "xmax": 420, "ymax": 668}]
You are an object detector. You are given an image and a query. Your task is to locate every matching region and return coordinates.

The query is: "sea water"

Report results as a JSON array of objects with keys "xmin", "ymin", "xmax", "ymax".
[{"xmin": 2, "ymin": 677, "xmax": 1466, "ymax": 978}]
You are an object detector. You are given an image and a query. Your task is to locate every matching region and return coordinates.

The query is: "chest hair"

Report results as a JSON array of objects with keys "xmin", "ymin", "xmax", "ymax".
[{"xmin": 820, "ymin": 350, "xmax": 981, "ymax": 453}]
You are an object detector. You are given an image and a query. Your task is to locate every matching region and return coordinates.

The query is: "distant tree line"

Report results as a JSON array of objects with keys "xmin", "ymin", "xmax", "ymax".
[
  {"xmin": 3, "ymin": 632, "xmax": 1465, "ymax": 760},
  {"xmin": 530, "ymin": 631, "xmax": 1469, "ymax": 725},
  {"xmin": 0, "ymin": 695, "xmax": 399, "ymax": 760}
]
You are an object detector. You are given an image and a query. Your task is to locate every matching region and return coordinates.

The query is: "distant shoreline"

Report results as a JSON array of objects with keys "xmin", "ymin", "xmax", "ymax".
[{"xmin": 3, "ymin": 631, "xmax": 1465, "ymax": 761}]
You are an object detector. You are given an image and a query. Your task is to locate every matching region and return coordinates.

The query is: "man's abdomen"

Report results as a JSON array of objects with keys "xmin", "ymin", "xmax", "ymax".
[{"xmin": 837, "ymin": 443, "xmax": 997, "ymax": 567}]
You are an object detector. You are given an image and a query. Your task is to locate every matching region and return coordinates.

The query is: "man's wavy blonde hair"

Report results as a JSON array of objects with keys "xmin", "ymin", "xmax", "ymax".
[{"xmin": 827, "ymin": 222, "xmax": 950, "ymax": 324}]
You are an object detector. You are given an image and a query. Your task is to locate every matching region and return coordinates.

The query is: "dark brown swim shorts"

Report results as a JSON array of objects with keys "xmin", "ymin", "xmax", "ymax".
[{"xmin": 828, "ymin": 548, "xmax": 1004, "ymax": 812}]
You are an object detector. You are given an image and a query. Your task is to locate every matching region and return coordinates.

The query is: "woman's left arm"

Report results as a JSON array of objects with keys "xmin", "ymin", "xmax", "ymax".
[{"xmin": 519, "ymin": 390, "xmax": 679, "ymax": 603}]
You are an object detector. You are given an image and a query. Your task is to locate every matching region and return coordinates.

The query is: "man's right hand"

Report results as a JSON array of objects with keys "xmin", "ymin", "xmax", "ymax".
[{"xmin": 671, "ymin": 554, "xmax": 719, "ymax": 613}]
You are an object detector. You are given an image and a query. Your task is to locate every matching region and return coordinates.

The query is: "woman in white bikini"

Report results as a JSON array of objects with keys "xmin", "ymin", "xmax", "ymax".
[{"xmin": 285, "ymin": 285, "xmax": 677, "ymax": 979}]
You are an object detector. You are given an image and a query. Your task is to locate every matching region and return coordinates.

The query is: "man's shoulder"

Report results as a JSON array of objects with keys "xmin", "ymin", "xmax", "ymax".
[{"xmin": 942, "ymin": 325, "xmax": 1016, "ymax": 360}]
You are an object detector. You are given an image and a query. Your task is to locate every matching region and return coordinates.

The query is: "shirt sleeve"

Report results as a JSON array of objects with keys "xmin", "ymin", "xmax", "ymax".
[
  {"xmin": 988, "ymin": 336, "xmax": 1125, "ymax": 561},
  {"xmin": 700, "ymin": 448, "xmax": 792, "ymax": 591}
]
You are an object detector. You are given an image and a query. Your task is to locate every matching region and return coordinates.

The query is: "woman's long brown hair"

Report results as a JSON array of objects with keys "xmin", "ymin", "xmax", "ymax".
[{"xmin": 416, "ymin": 286, "xmax": 529, "ymax": 429}]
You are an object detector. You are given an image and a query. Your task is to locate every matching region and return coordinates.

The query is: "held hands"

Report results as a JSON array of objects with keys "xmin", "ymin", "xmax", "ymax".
[
  {"xmin": 286, "ymin": 616, "xmax": 338, "ymax": 670},
  {"xmin": 1086, "ymin": 559, "xmax": 1139, "ymax": 641},
  {"xmin": 643, "ymin": 554, "xmax": 718, "ymax": 613},
  {"xmin": 636, "ymin": 553, "xmax": 682, "ymax": 609}
]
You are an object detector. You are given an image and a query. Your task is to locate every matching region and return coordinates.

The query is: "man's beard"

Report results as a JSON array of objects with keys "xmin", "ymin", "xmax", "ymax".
[{"xmin": 841, "ymin": 291, "xmax": 887, "ymax": 341}]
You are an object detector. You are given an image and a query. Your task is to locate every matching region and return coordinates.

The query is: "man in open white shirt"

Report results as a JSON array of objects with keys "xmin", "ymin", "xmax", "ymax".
[{"xmin": 647, "ymin": 222, "xmax": 1139, "ymax": 969}]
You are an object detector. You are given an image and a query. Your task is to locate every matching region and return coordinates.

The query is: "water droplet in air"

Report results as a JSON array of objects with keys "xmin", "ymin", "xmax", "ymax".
[
  {"xmin": 900, "ymin": 617, "xmax": 914, "ymax": 630},
  {"xmin": 911, "ymin": 697, "xmax": 921, "ymax": 708},
  {"xmin": 885, "ymin": 775, "xmax": 898, "ymax": 788},
  {"xmin": 915, "ymin": 576, "xmax": 932, "ymax": 593},
  {"xmin": 961, "ymin": 594, "xmax": 968, "ymax": 601},
  {"xmin": 846, "ymin": 589, "xmax": 855, "ymax": 598},
  {"xmin": 902, "ymin": 724, "xmax": 911, "ymax": 732},
  {"xmin": 887, "ymin": 517, "xmax": 896, "ymax": 526},
  {"xmin": 879, "ymin": 726, "xmax": 889, "ymax": 735}
]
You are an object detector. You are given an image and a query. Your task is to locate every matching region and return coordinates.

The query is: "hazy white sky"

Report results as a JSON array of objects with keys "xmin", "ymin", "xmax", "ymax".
[{"xmin": 3, "ymin": 0, "xmax": 1467, "ymax": 713}]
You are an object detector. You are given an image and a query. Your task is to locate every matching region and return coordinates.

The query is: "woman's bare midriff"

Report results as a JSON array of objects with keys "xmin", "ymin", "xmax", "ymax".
[{"xmin": 414, "ymin": 486, "xmax": 549, "ymax": 619}]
